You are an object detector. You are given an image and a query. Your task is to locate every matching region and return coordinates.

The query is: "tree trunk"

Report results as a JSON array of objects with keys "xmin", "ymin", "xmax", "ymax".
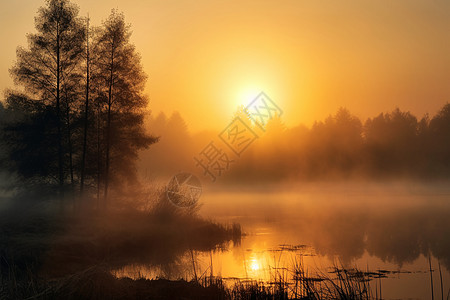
[
  {"xmin": 104, "ymin": 47, "xmax": 114, "ymax": 206},
  {"xmin": 104, "ymin": 102, "xmax": 111, "ymax": 204},
  {"xmin": 96, "ymin": 98, "xmax": 101, "ymax": 209},
  {"xmin": 80, "ymin": 16, "xmax": 90, "ymax": 196},
  {"xmin": 56, "ymin": 21, "xmax": 64, "ymax": 198},
  {"xmin": 64, "ymin": 90, "xmax": 74, "ymax": 186}
]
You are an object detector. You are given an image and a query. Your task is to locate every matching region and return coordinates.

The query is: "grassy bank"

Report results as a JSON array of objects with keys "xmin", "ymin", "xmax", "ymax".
[
  {"xmin": 0, "ymin": 190, "xmax": 241, "ymax": 299},
  {"xmin": 0, "ymin": 262, "xmax": 380, "ymax": 299}
]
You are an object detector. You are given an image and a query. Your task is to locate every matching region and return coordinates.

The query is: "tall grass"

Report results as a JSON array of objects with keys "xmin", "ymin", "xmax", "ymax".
[{"xmin": 189, "ymin": 253, "xmax": 375, "ymax": 300}]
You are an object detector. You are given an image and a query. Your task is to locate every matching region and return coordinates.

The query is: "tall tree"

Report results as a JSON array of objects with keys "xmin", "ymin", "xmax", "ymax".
[
  {"xmin": 9, "ymin": 0, "xmax": 85, "ymax": 191},
  {"xmin": 94, "ymin": 10, "xmax": 157, "ymax": 204}
]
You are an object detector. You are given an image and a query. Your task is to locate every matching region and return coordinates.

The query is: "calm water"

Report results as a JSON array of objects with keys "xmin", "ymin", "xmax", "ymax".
[{"xmin": 114, "ymin": 183, "xmax": 450, "ymax": 299}]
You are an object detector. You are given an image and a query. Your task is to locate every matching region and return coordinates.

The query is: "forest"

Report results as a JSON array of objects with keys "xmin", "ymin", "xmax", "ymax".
[{"xmin": 141, "ymin": 104, "xmax": 450, "ymax": 183}]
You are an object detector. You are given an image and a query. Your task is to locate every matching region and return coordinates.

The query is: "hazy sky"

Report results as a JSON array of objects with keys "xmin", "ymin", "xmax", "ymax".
[{"xmin": 1, "ymin": 0, "xmax": 449, "ymax": 131}]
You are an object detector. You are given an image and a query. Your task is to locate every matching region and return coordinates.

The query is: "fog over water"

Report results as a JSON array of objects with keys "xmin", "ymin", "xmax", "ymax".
[{"xmin": 113, "ymin": 182, "xmax": 450, "ymax": 299}]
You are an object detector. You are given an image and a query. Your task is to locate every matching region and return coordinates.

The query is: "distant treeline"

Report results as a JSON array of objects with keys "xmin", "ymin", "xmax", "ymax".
[
  {"xmin": 0, "ymin": 0, "xmax": 156, "ymax": 202},
  {"xmin": 140, "ymin": 104, "xmax": 450, "ymax": 182}
]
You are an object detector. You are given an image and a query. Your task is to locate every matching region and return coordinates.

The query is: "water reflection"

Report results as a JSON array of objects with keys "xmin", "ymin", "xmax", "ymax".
[
  {"xmin": 114, "ymin": 186, "xmax": 450, "ymax": 299},
  {"xmin": 200, "ymin": 187, "xmax": 450, "ymax": 270}
]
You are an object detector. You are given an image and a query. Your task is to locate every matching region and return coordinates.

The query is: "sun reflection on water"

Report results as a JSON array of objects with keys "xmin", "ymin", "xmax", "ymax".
[{"xmin": 249, "ymin": 257, "xmax": 260, "ymax": 272}]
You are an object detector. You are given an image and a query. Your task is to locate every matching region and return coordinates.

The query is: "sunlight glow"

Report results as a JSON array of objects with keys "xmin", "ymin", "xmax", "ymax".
[
  {"xmin": 249, "ymin": 256, "xmax": 260, "ymax": 272},
  {"xmin": 237, "ymin": 87, "xmax": 262, "ymax": 107}
]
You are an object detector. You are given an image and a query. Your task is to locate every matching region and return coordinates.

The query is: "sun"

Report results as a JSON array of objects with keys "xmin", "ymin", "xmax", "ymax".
[
  {"xmin": 236, "ymin": 87, "xmax": 262, "ymax": 107},
  {"xmin": 249, "ymin": 257, "xmax": 260, "ymax": 272}
]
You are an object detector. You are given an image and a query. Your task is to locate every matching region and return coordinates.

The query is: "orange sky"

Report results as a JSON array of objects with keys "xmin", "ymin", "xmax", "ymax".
[{"xmin": 1, "ymin": 0, "xmax": 449, "ymax": 132}]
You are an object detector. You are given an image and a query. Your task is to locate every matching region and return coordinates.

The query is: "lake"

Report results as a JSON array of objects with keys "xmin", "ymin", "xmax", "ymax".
[{"xmin": 114, "ymin": 182, "xmax": 450, "ymax": 299}]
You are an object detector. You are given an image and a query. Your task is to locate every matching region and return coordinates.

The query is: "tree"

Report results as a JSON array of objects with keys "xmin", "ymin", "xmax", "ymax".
[
  {"xmin": 2, "ymin": 92, "xmax": 59, "ymax": 182},
  {"xmin": 8, "ymin": 0, "xmax": 85, "ymax": 191},
  {"xmin": 306, "ymin": 108, "xmax": 363, "ymax": 177},
  {"xmin": 139, "ymin": 111, "xmax": 194, "ymax": 178},
  {"xmin": 80, "ymin": 16, "xmax": 91, "ymax": 194},
  {"xmin": 93, "ymin": 10, "xmax": 157, "ymax": 203},
  {"xmin": 3, "ymin": 2, "xmax": 157, "ymax": 206},
  {"xmin": 364, "ymin": 108, "xmax": 419, "ymax": 175},
  {"xmin": 429, "ymin": 103, "xmax": 450, "ymax": 174}
]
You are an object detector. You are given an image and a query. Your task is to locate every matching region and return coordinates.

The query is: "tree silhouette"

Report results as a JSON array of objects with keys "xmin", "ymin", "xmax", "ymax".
[
  {"xmin": 1, "ymin": 1, "xmax": 157, "ymax": 207},
  {"xmin": 93, "ymin": 9, "xmax": 157, "ymax": 203},
  {"xmin": 80, "ymin": 16, "xmax": 91, "ymax": 195},
  {"xmin": 364, "ymin": 108, "xmax": 419, "ymax": 175},
  {"xmin": 305, "ymin": 108, "xmax": 363, "ymax": 178},
  {"xmin": 429, "ymin": 103, "xmax": 450, "ymax": 174},
  {"xmin": 139, "ymin": 111, "xmax": 191, "ymax": 177},
  {"xmin": 8, "ymin": 0, "xmax": 85, "ymax": 192},
  {"xmin": 2, "ymin": 92, "xmax": 58, "ymax": 181}
]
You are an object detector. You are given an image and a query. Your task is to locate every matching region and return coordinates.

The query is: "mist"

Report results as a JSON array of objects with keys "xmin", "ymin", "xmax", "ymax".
[
  {"xmin": 1, "ymin": 0, "xmax": 449, "ymax": 299},
  {"xmin": 139, "ymin": 105, "xmax": 450, "ymax": 184}
]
